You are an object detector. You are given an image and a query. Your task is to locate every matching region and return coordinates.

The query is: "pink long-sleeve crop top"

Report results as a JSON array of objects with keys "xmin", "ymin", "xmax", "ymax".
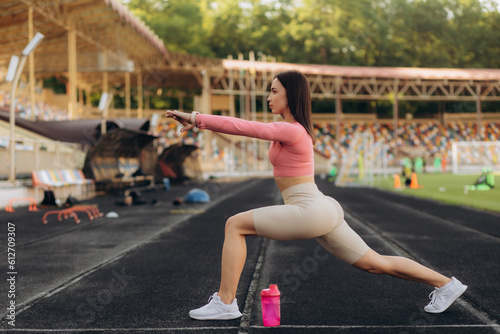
[{"xmin": 196, "ymin": 114, "xmax": 314, "ymax": 177}]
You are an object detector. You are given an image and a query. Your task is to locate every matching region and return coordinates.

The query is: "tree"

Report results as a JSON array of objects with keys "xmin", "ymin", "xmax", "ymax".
[
  {"xmin": 447, "ymin": 0, "xmax": 500, "ymax": 68},
  {"xmin": 122, "ymin": 0, "xmax": 500, "ymax": 69},
  {"xmin": 201, "ymin": 0, "xmax": 292, "ymax": 59},
  {"xmin": 124, "ymin": 0, "xmax": 213, "ymax": 56}
]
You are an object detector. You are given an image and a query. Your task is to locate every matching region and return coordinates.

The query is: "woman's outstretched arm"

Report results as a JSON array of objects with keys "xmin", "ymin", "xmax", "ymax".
[{"xmin": 166, "ymin": 110, "xmax": 304, "ymax": 144}]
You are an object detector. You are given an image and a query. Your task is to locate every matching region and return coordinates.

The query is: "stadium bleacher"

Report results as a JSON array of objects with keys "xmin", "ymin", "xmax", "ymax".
[
  {"xmin": 152, "ymin": 116, "xmax": 500, "ymax": 169},
  {"xmin": 1, "ymin": 87, "xmax": 498, "ymax": 171},
  {"xmin": 0, "ymin": 89, "xmax": 69, "ymax": 121},
  {"xmin": 313, "ymin": 120, "xmax": 500, "ymax": 164}
]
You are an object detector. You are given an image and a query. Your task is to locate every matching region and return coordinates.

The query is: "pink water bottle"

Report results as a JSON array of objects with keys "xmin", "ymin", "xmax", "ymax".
[{"xmin": 261, "ymin": 284, "xmax": 280, "ymax": 326}]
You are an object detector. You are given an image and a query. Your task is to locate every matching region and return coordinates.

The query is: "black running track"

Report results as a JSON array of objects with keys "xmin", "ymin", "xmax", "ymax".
[{"xmin": 0, "ymin": 177, "xmax": 499, "ymax": 333}]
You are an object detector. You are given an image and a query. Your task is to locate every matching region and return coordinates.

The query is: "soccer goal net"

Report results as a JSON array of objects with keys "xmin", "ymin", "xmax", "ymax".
[
  {"xmin": 451, "ymin": 141, "xmax": 500, "ymax": 174},
  {"xmin": 335, "ymin": 132, "xmax": 389, "ymax": 187}
]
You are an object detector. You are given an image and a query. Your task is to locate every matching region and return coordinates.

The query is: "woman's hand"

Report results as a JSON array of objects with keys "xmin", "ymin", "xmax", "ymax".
[{"xmin": 166, "ymin": 110, "xmax": 195, "ymax": 132}]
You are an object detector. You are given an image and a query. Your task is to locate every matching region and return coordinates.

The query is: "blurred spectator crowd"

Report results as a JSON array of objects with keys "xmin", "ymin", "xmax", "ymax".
[
  {"xmin": 0, "ymin": 89, "xmax": 69, "ymax": 121},
  {"xmin": 314, "ymin": 121, "xmax": 500, "ymax": 167},
  {"xmin": 2, "ymin": 87, "xmax": 498, "ymax": 169},
  {"xmin": 156, "ymin": 118, "xmax": 500, "ymax": 168}
]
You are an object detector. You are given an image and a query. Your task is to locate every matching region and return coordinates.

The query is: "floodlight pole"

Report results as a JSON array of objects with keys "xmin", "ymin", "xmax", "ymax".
[
  {"xmin": 7, "ymin": 32, "xmax": 44, "ymax": 183},
  {"xmin": 8, "ymin": 55, "xmax": 28, "ymax": 183},
  {"xmin": 98, "ymin": 92, "xmax": 113, "ymax": 136}
]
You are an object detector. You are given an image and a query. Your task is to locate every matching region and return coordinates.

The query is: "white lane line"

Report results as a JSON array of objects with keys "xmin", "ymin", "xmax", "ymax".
[
  {"xmin": 238, "ymin": 182, "xmax": 280, "ymax": 333},
  {"xmin": 345, "ymin": 210, "xmax": 500, "ymax": 333},
  {"xmin": 238, "ymin": 238, "xmax": 269, "ymax": 333},
  {"xmin": 364, "ymin": 192, "xmax": 500, "ymax": 241},
  {"xmin": 252, "ymin": 324, "xmax": 500, "ymax": 329},
  {"xmin": 456, "ymin": 299, "xmax": 500, "ymax": 333},
  {"xmin": 0, "ymin": 324, "xmax": 499, "ymax": 332},
  {"xmin": 0, "ymin": 180, "xmax": 261, "ymax": 321},
  {"xmin": 0, "ymin": 327, "xmax": 239, "ymax": 332}
]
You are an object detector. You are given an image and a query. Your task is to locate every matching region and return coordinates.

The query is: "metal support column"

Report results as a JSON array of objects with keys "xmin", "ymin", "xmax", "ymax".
[
  {"xmin": 393, "ymin": 79, "xmax": 400, "ymax": 156},
  {"xmin": 238, "ymin": 53, "xmax": 247, "ymax": 173},
  {"xmin": 202, "ymin": 69, "xmax": 212, "ymax": 159},
  {"xmin": 125, "ymin": 71, "xmax": 131, "ymax": 118},
  {"xmin": 68, "ymin": 28, "xmax": 77, "ymax": 120},
  {"xmin": 137, "ymin": 71, "xmax": 143, "ymax": 118},
  {"xmin": 101, "ymin": 52, "xmax": 109, "ymax": 135},
  {"xmin": 261, "ymin": 55, "xmax": 269, "ymax": 171},
  {"xmin": 262, "ymin": 55, "xmax": 268, "ymax": 122},
  {"xmin": 476, "ymin": 84, "xmax": 483, "ymax": 140},
  {"xmin": 249, "ymin": 51, "xmax": 257, "ymax": 171},
  {"xmin": 228, "ymin": 56, "xmax": 235, "ymax": 118},
  {"xmin": 228, "ymin": 56, "xmax": 236, "ymax": 174},
  {"xmin": 28, "ymin": 6, "xmax": 36, "ymax": 120},
  {"xmin": 335, "ymin": 76, "xmax": 343, "ymax": 164}
]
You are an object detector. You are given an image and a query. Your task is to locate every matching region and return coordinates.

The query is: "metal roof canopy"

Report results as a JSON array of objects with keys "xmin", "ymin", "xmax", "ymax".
[
  {"xmin": 0, "ymin": 0, "xmax": 167, "ymax": 73},
  {"xmin": 218, "ymin": 60, "xmax": 500, "ymax": 102},
  {"xmin": 0, "ymin": 109, "xmax": 150, "ymax": 144},
  {"xmin": 2, "ymin": 0, "xmax": 499, "ymax": 101}
]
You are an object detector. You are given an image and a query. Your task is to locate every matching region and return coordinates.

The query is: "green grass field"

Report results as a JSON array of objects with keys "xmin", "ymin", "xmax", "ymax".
[{"xmin": 373, "ymin": 173, "xmax": 500, "ymax": 213}]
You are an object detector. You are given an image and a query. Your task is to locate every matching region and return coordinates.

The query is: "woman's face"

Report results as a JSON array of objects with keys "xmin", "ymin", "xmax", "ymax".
[{"xmin": 267, "ymin": 78, "xmax": 289, "ymax": 116}]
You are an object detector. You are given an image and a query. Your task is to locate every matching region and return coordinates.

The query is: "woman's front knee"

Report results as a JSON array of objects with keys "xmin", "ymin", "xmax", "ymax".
[
  {"xmin": 225, "ymin": 212, "xmax": 256, "ymax": 236},
  {"xmin": 225, "ymin": 215, "xmax": 240, "ymax": 235}
]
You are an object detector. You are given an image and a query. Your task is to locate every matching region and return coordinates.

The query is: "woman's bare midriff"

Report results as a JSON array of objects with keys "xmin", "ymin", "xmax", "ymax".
[{"xmin": 274, "ymin": 175, "xmax": 315, "ymax": 192}]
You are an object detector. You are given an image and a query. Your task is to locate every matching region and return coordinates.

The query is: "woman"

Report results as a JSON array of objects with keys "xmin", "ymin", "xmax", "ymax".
[{"xmin": 166, "ymin": 70, "xmax": 467, "ymax": 321}]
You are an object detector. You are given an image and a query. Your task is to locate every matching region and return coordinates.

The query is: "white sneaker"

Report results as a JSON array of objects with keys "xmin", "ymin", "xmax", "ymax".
[
  {"xmin": 424, "ymin": 277, "xmax": 468, "ymax": 313},
  {"xmin": 189, "ymin": 292, "xmax": 242, "ymax": 320}
]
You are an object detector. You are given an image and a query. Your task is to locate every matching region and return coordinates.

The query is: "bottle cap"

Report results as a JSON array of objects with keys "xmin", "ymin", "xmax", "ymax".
[{"xmin": 261, "ymin": 284, "xmax": 280, "ymax": 297}]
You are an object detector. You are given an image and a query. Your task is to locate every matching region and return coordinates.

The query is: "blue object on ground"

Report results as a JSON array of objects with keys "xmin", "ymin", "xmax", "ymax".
[
  {"xmin": 163, "ymin": 178, "xmax": 170, "ymax": 191},
  {"xmin": 184, "ymin": 188, "xmax": 210, "ymax": 203}
]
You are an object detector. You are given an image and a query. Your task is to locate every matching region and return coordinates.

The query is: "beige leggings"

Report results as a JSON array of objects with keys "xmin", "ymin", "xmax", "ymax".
[{"xmin": 253, "ymin": 182, "xmax": 370, "ymax": 264}]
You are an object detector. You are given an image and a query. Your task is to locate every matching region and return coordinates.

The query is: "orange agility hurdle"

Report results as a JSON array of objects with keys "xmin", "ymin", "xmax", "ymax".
[
  {"xmin": 5, "ymin": 197, "xmax": 38, "ymax": 213},
  {"xmin": 57, "ymin": 208, "xmax": 82, "ymax": 224},
  {"xmin": 42, "ymin": 205, "xmax": 102, "ymax": 224},
  {"xmin": 43, "ymin": 209, "xmax": 80, "ymax": 224},
  {"xmin": 62, "ymin": 206, "xmax": 101, "ymax": 221},
  {"xmin": 72, "ymin": 205, "xmax": 103, "ymax": 219}
]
